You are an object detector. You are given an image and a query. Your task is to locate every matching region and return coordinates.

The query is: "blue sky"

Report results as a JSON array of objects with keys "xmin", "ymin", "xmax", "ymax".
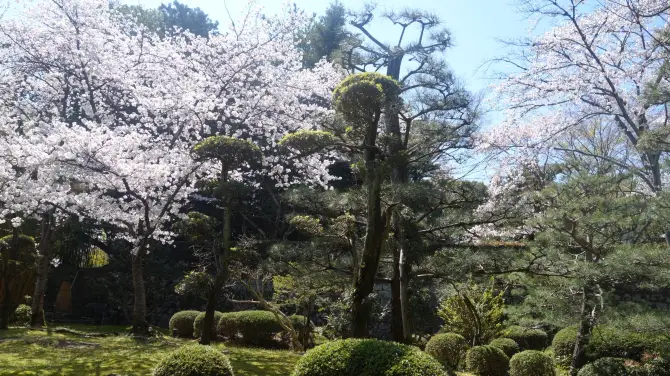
[{"xmin": 128, "ymin": 0, "xmax": 529, "ymax": 94}]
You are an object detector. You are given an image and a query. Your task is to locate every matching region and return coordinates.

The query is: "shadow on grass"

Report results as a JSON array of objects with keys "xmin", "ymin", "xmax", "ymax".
[{"xmin": 0, "ymin": 327, "xmax": 300, "ymax": 376}]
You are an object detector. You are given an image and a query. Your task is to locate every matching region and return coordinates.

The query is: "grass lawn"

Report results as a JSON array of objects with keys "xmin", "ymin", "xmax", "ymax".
[{"xmin": 0, "ymin": 324, "xmax": 301, "ymax": 376}]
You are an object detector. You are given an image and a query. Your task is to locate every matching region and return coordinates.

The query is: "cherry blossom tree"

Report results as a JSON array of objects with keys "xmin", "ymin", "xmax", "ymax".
[{"xmin": 483, "ymin": 0, "xmax": 670, "ymax": 243}]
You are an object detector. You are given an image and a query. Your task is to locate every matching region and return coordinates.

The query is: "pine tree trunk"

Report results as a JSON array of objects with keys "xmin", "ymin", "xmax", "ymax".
[
  {"xmin": 399, "ymin": 248, "xmax": 411, "ymax": 341},
  {"xmin": 31, "ymin": 212, "xmax": 53, "ymax": 328},
  {"xmin": 569, "ymin": 284, "xmax": 596, "ymax": 376},
  {"xmin": 352, "ymin": 164, "xmax": 385, "ymax": 338},
  {"xmin": 390, "ymin": 245, "xmax": 403, "ymax": 342},
  {"xmin": 131, "ymin": 250, "xmax": 148, "ymax": 335}
]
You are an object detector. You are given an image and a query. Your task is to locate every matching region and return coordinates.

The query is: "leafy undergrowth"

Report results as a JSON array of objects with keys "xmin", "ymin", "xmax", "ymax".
[{"xmin": 0, "ymin": 325, "xmax": 300, "ymax": 376}]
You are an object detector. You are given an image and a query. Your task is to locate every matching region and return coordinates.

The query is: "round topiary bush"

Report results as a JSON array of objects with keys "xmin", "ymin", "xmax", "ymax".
[
  {"xmin": 153, "ymin": 344, "xmax": 234, "ymax": 376},
  {"xmin": 9, "ymin": 304, "xmax": 32, "ymax": 326},
  {"xmin": 193, "ymin": 311, "xmax": 224, "ymax": 339},
  {"xmin": 425, "ymin": 333, "xmax": 469, "ymax": 370},
  {"xmin": 551, "ymin": 326, "xmax": 578, "ymax": 367},
  {"xmin": 466, "ymin": 345, "xmax": 510, "ymax": 376},
  {"xmin": 576, "ymin": 357, "xmax": 627, "ymax": 376},
  {"xmin": 645, "ymin": 357, "xmax": 670, "ymax": 376},
  {"xmin": 503, "ymin": 326, "xmax": 548, "ymax": 350},
  {"xmin": 291, "ymin": 338, "xmax": 448, "ymax": 376},
  {"xmin": 490, "ymin": 338, "xmax": 520, "ymax": 358},
  {"xmin": 509, "ymin": 350, "xmax": 555, "ymax": 376},
  {"xmin": 169, "ymin": 311, "xmax": 201, "ymax": 338}
]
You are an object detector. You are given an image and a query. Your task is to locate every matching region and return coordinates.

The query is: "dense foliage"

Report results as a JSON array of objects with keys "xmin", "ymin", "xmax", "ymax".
[
  {"xmin": 218, "ymin": 310, "xmax": 311, "ymax": 348},
  {"xmin": 291, "ymin": 339, "xmax": 448, "ymax": 376},
  {"xmin": 193, "ymin": 311, "xmax": 224, "ymax": 339},
  {"xmin": 502, "ymin": 326, "xmax": 548, "ymax": 351},
  {"xmin": 153, "ymin": 344, "xmax": 234, "ymax": 376},
  {"xmin": 489, "ymin": 338, "xmax": 520, "ymax": 358},
  {"xmin": 425, "ymin": 333, "xmax": 469, "ymax": 370},
  {"xmin": 576, "ymin": 358, "xmax": 627, "ymax": 376},
  {"xmin": 169, "ymin": 311, "xmax": 200, "ymax": 338},
  {"xmin": 508, "ymin": 350, "xmax": 555, "ymax": 376},
  {"xmin": 466, "ymin": 345, "xmax": 510, "ymax": 376}
]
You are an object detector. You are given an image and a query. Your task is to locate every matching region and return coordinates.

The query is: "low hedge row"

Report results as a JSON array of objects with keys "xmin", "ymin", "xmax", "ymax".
[{"xmin": 552, "ymin": 325, "xmax": 662, "ymax": 366}]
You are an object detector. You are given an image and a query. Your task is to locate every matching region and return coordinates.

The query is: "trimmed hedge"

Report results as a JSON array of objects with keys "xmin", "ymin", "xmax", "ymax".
[
  {"xmin": 291, "ymin": 338, "xmax": 448, "ymax": 376},
  {"xmin": 169, "ymin": 311, "xmax": 201, "ymax": 338},
  {"xmin": 425, "ymin": 333, "xmax": 468, "ymax": 370},
  {"xmin": 490, "ymin": 338, "xmax": 520, "ymax": 358},
  {"xmin": 577, "ymin": 357, "xmax": 627, "ymax": 376},
  {"xmin": 193, "ymin": 311, "xmax": 224, "ymax": 339},
  {"xmin": 218, "ymin": 310, "xmax": 312, "ymax": 348},
  {"xmin": 466, "ymin": 345, "xmax": 510, "ymax": 376},
  {"xmin": 503, "ymin": 326, "xmax": 548, "ymax": 350},
  {"xmin": 10, "ymin": 304, "xmax": 31, "ymax": 326},
  {"xmin": 153, "ymin": 344, "xmax": 234, "ymax": 376},
  {"xmin": 552, "ymin": 325, "xmax": 659, "ymax": 366},
  {"xmin": 645, "ymin": 357, "xmax": 670, "ymax": 376},
  {"xmin": 509, "ymin": 350, "xmax": 555, "ymax": 376}
]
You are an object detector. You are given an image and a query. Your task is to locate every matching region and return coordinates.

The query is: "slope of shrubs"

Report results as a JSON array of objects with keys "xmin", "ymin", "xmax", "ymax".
[
  {"xmin": 425, "ymin": 332, "xmax": 468, "ymax": 370},
  {"xmin": 509, "ymin": 350, "xmax": 555, "ymax": 376},
  {"xmin": 466, "ymin": 345, "xmax": 509, "ymax": 376},
  {"xmin": 218, "ymin": 310, "xmax": 312, "ymax": 348}
]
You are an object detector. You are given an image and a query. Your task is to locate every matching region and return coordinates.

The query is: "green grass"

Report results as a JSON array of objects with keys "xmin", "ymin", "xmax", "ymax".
[{"xmin": 0, "ymin": 325, "xmax": 300, "ymax": 376}]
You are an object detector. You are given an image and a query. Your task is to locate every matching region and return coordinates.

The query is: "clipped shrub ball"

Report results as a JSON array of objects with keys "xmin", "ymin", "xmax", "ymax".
[
  {"xmin": 466, "ymin": 345, "xmax": 510, "ymax": 376},
  {"xmin": 490, "ymin": 338, "xmax": 520, "ymax": 358},
  {"xmin": 551, "ymin": 326, "xmax": 579, "ymax": 366},
  {"xmin": 576, "ymin": 357, "xmax": 627, "ymax": 376},
  {"xmin": 509, "ymin": 350, "xmax": 555, "ymax": 376},
  {"xmin": 645, "ymin": 357, "xmax": 670, "ymax": 376},
  {"xmin": 425, "ymin": 333, "xmax": 469, "ymax": 370},
  {"xmin": 193, "ymin": 311, "xmax": 224, "ymax": 339},
  {"xmin": 218, "ymin": 310, "xmax": 313, "ymax": 348},
  {"xmin": 291, "ymin": 338, "xmax": 448, "ymax": 376},
  {"xmin": 503, "ymin": 326, "xmax": 548, "ymax": 350},
  {"xmin": 153, "ymin": 344, "xmax": 234, "ymax": 376},
  {"xmin": 9, "ymin": 304, "xmax": 32, "ymax": 326},
  {"xmin": 169, "ymin": 311, "xmax": 200, "ymax": 338}
]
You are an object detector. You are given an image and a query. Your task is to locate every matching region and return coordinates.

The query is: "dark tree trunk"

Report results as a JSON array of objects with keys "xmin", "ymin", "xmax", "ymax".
[
  {"xmin": 31, "ymin": 212, "xmax": 53, "ymax": 328},
  {"xmin": 200, "ymin": 197, "xmax": 232, "ymax": 345},
  {"xmin": 131, "ymin": 250, "xmax": 148, "ymax": 335},
  {"xmin": 390, "ymin": 245, "xmax": 403, "ymax": 342},
  {"xmin": 0, "ymin": 276, "xmax": 10, "ymax": 330},
  {"xmin": 569, "ymin": 284, "xmax": 597, "ymax": 376},
  {"xmin": 399, "ymin": 248, "xmax": 411, "ymax": 341},
  {"xmin": 352, "ymin": 163, "xmax": 385, "ymax": 338}
]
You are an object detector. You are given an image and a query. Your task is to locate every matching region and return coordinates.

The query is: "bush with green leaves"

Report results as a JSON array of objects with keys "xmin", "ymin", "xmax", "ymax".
[
  {"xmin": 502, "ymin": 326, "xmax": 548, "ymax": 350},
  {"xmin": 218, "ymin": 310, "xmax": 312, "ymax": 348},
  {"xmin": 425, "ymin": 333, "xmax": 469, "ymax": 370},
  {"xmin": 576, "ymin": 358, "xmax": 627, "ymax": 376},
  {"xmin": 552, "ymin": 325, "xmax": 658, "ymax": 366},
  {"xmin": 193, "ymin": 311, "xmax": 224, "ymax": 339},
  {"xmin": 490, "ymin": 338, "xmax": 520, "ymax": 358},
  {"xmin": 9, "ymin": 304, "xmax": 31, "ymax": 326},
  {"xmin": 438, "ymin": 281, "xmax": 505, "ymax": 346},
  {"xmin": 291, "ymin": 338, "xmax": 448, "ymax": 376},
  {"xmin": 509, "ymin": 350, "xmax": 555, "ymax": 376},
  {"xmin": 645, "ymin": 357, "xmax": 670, "ymax": 376},
  {"xmin": 466, "ymin": 345, "xmax": 510, "ymax": 376},
  {"xmin": 169, "ymin": 311, "xmax": 201, "ymax": 338},
  {"xmin": 153, "ymin": 344, "xmax": 234, "ymax": 376}
]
